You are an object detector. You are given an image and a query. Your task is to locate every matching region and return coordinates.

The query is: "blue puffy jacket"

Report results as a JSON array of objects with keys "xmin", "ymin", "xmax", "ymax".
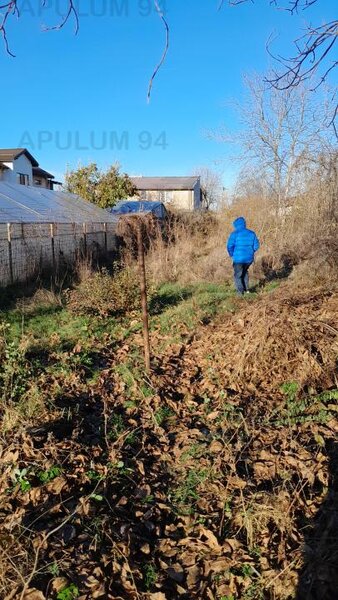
[{"xmin": 227, "ymin": 217, "xmax": 260, "ymax": 264}]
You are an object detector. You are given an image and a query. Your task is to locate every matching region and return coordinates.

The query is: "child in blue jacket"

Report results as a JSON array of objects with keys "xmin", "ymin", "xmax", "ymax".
[{"xmin": 227, "ymin": 217, "xmax": 260, "ymax": 294}]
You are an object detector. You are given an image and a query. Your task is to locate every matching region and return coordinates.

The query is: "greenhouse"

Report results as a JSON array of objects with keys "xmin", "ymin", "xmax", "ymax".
[{"xmin": 0, "ymin": 181, "xmax": 118, "ymax": 286}]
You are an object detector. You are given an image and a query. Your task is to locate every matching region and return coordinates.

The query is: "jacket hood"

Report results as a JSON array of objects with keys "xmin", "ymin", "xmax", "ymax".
[{"xmin": 233, "ymin": 217, "xmax": 246, "ymax": 231}]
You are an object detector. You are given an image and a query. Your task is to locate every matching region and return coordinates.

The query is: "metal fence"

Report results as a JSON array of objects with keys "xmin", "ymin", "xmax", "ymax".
[{"xmin": 0, "ymin": 221, "xmax": 118, "ymax": 286}]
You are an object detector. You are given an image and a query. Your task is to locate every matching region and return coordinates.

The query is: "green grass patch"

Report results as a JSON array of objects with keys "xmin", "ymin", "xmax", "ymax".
[{"xmin": 151, "ymin": 282, "xmax": 236, "ymax": 343}]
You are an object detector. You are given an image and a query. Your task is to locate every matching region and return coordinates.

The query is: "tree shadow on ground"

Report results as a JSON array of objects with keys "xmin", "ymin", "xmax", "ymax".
[
  {"xmin": 260, "ymin": 253, "xmax": 297, "ymax": 283},
  {"xmin": 149, "ymin": 287, "xmax": 193, "ymax": 315},
  {"xmin": 297, "ymin": 440, "xmax": 338, "ymax": 600}
]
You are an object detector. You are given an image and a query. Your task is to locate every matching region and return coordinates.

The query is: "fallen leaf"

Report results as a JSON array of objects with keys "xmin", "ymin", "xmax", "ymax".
[{"xmin": 23, "ymin": 590, "xmax": 46, "ymax": 600}]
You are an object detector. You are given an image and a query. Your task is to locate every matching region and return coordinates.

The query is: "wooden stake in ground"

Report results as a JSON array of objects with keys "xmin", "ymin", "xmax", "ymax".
[{"xmin": 137, "ymin": 222, "xmax": 151, "ymax": 372}]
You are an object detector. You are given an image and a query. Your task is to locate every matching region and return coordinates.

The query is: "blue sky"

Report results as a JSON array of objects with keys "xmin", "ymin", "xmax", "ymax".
[{"xmin": 0, "ymin": 0, "xmax": 336, "ymax": 187}]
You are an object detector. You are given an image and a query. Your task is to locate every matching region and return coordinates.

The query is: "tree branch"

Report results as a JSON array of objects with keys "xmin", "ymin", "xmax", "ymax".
[
  {"xmin": 0, "ymin": 0, "xmax": 79, "ymax": 56},
  {"xmin": 266, "ymin": 21, "xmax": 338, "ymax": 90},
  {"xmin": 147, "ymin": 0, "xmax": 170, "ymax": 102},
  {"xmin": 265, "ymin": 20, "xmax": 338, "ymax": 130},
  {"xmin": 219, "ymin": 0, "xmax": 337, "ymax": 101},
  {"xmin": 0, "ymin": 1, "xmax": 18, "ymax": 56},
  {"xmin": 41, "ymin": 0, "xmax": 79, "ymax": 34}
]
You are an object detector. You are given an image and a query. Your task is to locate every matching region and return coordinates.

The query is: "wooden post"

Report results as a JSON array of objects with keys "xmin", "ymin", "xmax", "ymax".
[
  {"xmin": 50, "ymin": 223, "xmax": 56, "ymax": 274},
  {"xmin": 83, "ymin": 222, "xmax": 87, "ymax": 255},
  {"xmin": 7, "ymin": 223, "xmax": 14, "ymax": 285},
  {"xmin": 103, "ymin": 222, "xmax": 108, "ymax": 253},
  {"xmin": 137, "ymin": 222, "xmax": 151, "ymax": 372}
]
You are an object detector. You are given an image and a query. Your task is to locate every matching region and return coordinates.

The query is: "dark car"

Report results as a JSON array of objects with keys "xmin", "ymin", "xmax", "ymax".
[{"xmin": 109, "ymin": 200, "xmax": 167, "ymax": 220}]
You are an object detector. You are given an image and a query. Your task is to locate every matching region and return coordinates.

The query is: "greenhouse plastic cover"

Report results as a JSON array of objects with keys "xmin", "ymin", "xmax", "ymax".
[
  {"xmin": 110, "ymin": 200, "xmax": 167, "ymax": 219},
  {"xmin": 0, "ymin": 181, "xmax": 119, "ymax": 224}
]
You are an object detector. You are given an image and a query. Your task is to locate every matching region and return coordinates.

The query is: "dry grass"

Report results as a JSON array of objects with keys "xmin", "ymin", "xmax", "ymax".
[
  {"xmin": 146, "ymin": 211, "xmax": 231, "ymax": 285},
  {"xmin": 188, "ymin": 283, "xmax": 338, "ymax": 396},
  {"xmin": 2, "ymin": 383, "xmax": 45, "ymax": 434},
  {"xmin": 74, "ymin": 252, "xmax": 95, "ymax": 283},
  {"xmin": 15, "ymin": 288, "xmax": 62, "ymax": 315},
  {"xmin": 233, "ymin": 490, "xmax": 294, "ymax": 550},
  {"xmin": 143, "ymin": 177, "xmax": 337, "ymax": 290}
]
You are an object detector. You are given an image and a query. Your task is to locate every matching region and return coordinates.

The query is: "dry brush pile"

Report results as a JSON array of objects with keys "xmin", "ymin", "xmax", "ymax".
[{"xmin": 0, "ymin": 280, "xmax": 338, "ymax": 600}]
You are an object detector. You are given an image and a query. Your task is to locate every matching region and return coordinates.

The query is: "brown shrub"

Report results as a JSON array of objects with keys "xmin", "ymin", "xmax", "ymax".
[
  {"xmin": 66, "ymin": 267, "xmax": 142, "ymax": 317},
  {"xmin": 116, "ymin": 213, "xmax": 162, "ymax": 259}
]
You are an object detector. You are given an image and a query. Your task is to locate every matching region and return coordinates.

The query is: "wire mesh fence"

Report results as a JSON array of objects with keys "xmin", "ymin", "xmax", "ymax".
[{"xmin": 0, "ymin": 221, "xmax": 118, "ymax": 286}]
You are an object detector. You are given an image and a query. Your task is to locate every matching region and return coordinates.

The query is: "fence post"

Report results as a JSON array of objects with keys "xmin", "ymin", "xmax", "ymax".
[
  {"xmin": 103, "ymin": 222, "xmax": 108, "ymax": 254},
  {"xmin": 83, "ymin": 222, "xmax": 87, "ymax": 255},
  {"xmin": 137, "ymin": 222, "xmax": 151, "ymax": 372},
  {"xmin": 50, "ymin": 223, "xmax": 56, "ymax": 274},
  {"xmin": 7, "ymin": 223, "xmax": 14, "ymax": 285}
]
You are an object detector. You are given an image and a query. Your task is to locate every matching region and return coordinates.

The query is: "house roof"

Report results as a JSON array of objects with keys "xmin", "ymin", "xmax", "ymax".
[
  {"xmin": 0, "ymin": 161, "xmax": 9, "ymax": 170},
  {"xmin": 131, "ymin": 176, "xmax": 200, "ymax": 191},
  {"xmin": 0, "ymin": 148, "xmax": 39, "ymax": 167},
  {"xmin": 33, "ymin": 166, "xmax": 55, "ymax": 180}
]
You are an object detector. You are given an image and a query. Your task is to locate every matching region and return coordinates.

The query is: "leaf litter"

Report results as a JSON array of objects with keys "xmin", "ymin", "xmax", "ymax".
[{"xmin": 0, "ymin": 283, "xmax": 337, "ymax": 599}]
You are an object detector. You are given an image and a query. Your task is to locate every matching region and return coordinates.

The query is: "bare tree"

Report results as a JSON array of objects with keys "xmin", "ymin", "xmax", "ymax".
[
  {"xmin": 221, "ymin": 75, "xmax": 335, "ymax": 212},
  {"xmin": 192, "ymin": 167, "xmax": 224, "ymax": 210},
  {"xmin": 233, "ymin": 169, "xmax": 271, "ymax": 202},
  {"xmin": 219, "ymin": 0, "xmax": 337, "ymax": 116}
]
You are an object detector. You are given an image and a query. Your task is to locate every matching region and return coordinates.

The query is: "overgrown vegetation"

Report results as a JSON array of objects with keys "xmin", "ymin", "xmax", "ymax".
[
  {"xmin": 0, "ymin": 265, "xmax": 337, "ymax": 598},
  {"xmin": 0, "ymin": 91, "xmax": 337, "ymax": 596}
]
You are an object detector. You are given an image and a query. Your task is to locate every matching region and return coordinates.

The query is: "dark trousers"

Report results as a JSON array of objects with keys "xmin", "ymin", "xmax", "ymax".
[{"xmin": 233, "ymin": 262, "xmax": 252, "ymax": 294}]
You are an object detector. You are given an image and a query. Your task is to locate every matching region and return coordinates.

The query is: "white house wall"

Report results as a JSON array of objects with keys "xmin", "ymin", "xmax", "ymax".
[
  {"xmin": 14, "ymin": 155, "xmax": 33, "ymax": 183},
  {"xmin": 0, "ymin": 155, "xmax": 33, "ymax": 185}
]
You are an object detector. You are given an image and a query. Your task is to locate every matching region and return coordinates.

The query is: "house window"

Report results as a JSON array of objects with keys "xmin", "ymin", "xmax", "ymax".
[{"xmin": 18, "ymin": 173, "xmax": 29, "ymax": 186}]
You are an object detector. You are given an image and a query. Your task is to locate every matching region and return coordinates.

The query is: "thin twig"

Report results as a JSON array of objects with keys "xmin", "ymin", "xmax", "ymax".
[
  {"xmin": 147, "ymin": 0, "xmax": 169, "ymax": 102},
  {"xmin": 0, "ymin": 0, "xmax": 79, "ymax": 56},
  {"xmin": 41, "ymin": 0, "xmax": 79, "ymax": 34}
]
